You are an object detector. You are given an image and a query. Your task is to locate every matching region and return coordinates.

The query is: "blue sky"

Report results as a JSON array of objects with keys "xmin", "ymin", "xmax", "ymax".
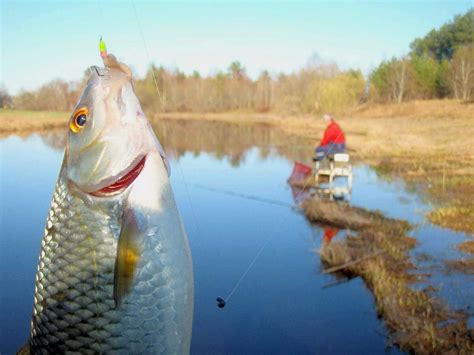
[{"xmin": 1, "ymin": 0, "xmax": 472, "ymax": 93}]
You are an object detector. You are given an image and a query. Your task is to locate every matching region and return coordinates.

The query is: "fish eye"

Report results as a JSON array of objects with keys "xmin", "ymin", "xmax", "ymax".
[{"xmin": 70, "ymin": 108, "xmax": 88, "ymax": 133}]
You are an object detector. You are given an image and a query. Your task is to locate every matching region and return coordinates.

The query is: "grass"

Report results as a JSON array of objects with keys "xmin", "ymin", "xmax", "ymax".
[
  {"xmin": 0, "ymin": 109, "xmax": 67, "ymax": 136},
  {"xmin": 153, "ymin": 101, "xmax": 474, "ymax": 236},
  {"xmin": 302, "ymin": 198, "xmax": 474, "ymax": 353},
  {"xmin": 428, "ymin": 204, "xmax": 474, "ymax": 234},
  {"xmin": 458, "ymin": 240, "xmax": 474, "ymax": 254},
  {"xmin": 3, "ymin": 102, "xmax": 473, "ymax": 352},
  {"xmin": 2, "ymin": 100, "xmax": 474, "ymax": 235}
]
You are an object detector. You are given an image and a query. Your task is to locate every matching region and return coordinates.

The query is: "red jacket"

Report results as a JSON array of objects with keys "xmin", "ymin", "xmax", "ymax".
[{"xmin": 320, "ymin": 120, "xmax": 345, "ymax": 146}]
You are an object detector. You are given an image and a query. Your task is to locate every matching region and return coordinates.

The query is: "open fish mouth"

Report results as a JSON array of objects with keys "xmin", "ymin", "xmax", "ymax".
[{"xmin": 90, "ymin": 155, "xmax": 147, "ymax": 197}]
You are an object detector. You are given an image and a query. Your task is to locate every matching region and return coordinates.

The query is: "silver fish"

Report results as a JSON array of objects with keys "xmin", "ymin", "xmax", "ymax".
[{"xmin": 23, "ymin": 54, "xmax": 193, "ymax": 354}]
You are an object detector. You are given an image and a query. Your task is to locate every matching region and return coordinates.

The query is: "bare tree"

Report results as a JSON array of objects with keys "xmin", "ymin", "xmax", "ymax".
[
  {"xmin": 0, "ymin": 86, "xmax": 13, "ymax": 108},
  {"xmin": 388, "ymin": 58, "xmax": 412, "ymax": 103},
  {"xmin": 449, "ymin": 46, "xmax": 474, "ymax": 101}
]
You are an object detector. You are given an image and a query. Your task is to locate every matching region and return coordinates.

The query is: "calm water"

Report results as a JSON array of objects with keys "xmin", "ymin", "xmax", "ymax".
[{"xmin": 0, "ymin": 120, "xmax": 472, "ymax": 354}]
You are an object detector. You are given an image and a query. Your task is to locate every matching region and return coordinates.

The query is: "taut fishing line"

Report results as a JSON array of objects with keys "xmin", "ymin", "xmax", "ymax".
[
  {"xmin": 191, "ymin": 183, "xmax": 296, "ymax": 209},
  {"xmin": 214, "ymin": 130, "xmax": 346, "ymax": 308},
  {"xmin": 128, "ymin": 0, "xmax": 207, "ymax": 284},
  {"xmin": 109, "ymin": 0, "xmax": 348, "ymax": 310},
  {"xmin": 130, "ymin": 0, "xmax": 164, "ymax": 108}
]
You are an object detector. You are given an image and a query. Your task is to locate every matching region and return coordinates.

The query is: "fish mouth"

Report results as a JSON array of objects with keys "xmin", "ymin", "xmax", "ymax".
[{"xmin": 90, "ymin": 155, "xmax": 147, "ymax": 197}]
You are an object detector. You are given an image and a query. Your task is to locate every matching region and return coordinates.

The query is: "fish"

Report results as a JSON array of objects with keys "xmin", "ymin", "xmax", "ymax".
[{"xmin": 22, "ymin": 54, "xmax": 194, "ymax": 354}]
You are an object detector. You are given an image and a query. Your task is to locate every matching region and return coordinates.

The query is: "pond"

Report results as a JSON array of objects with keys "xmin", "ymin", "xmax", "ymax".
[{"xmin": 0, "ymin": 119, "xmax": 472, "ymax": 354}]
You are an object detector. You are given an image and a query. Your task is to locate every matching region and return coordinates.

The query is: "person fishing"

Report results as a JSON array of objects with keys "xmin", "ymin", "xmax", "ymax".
[{"xmin": 315, "ymin": 113, "xmax": 346, "ymax": 161}]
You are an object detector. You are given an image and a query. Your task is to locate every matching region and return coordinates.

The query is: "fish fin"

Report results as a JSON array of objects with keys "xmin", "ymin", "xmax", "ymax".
[
  {"xmin": 16, "ymin": 343, "xmax": 30, "ymax": 355},
  {"xmin": 113, "ymin": 209, "xmax": 142, "ymax": 308}
]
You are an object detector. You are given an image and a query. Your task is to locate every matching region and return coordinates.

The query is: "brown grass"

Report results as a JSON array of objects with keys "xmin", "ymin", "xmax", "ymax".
[
  {"xmin": 154, "ymin": 101, "xmax": 474, "ymax": 236},
  {"xmin": 153, "ymin": 101, "xmax": 474, "ymax": 170},
  {"xmin": 301, "ymin": 198, "xmax": 411, "ymax": 232},
  {"xmin": 428, "ymin": 204, "xmax": 474, "ymax": 233},
  {"xmin": 303, "ymin": 198, "xmax": 474, "ymax": 353},
  {"xmin": 353, "ymin": 99, "xmax": 474, "ymax": 120},
  {"xmin": 2, "ymin": 101, "xmax": 474, "ymax": 234},
  {"xmin": 444, "ymin": 259, "xmax": 474, "ymax": 275},
  {"xmin": 458, "ymin": 240, "xmax": 474, "ymax": 254},
  {"xmin": 0, "ymin": 109, "xmax": 67, "ymax": 136}
]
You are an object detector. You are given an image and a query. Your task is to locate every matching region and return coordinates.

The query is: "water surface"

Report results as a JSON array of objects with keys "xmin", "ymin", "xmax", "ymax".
[{"xmin": 0, "ymin": 119, "xmax": 472, "ymax": 354}]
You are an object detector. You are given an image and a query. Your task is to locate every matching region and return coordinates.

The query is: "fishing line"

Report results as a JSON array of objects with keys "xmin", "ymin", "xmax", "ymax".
[
  {"xmin": 215, "ymin": 130, "xmax": 346, "ymax": 308},
  {"xmin": 191, "ymin": 183, "xmax": 296, "ymax": 209},
  {"xmin": 124, "ymin": 2, "xmax": 348, "ymax": 309},
  {"xmin": 131, "ymin": 0, "xmax": 164, "ymax": 108},
  {"xmin": 218, "ymin": 231, "xmax": 276, "ymax": 307},
  {"xmin": 129, "ymin": 0, "xmax": 207, "ymax": 264},
  {"xmin": 96, "ymin": 0, "xmax": 105, "ymax": 29}
]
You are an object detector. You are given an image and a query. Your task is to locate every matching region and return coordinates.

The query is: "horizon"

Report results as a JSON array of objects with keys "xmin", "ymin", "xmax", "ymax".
[{"xmin": 1, "ymin": 0, "xmax": 472, "ymax": 94}]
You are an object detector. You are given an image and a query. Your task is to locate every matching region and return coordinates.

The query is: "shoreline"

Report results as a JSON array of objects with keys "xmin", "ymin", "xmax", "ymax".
[{"xmin": 1, "ymin": 106, "xmax": 473, "ymax": 236}]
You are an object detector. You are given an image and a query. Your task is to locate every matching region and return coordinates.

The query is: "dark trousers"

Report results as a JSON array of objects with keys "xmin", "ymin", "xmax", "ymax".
[{"xmin": 315, "ymin": 143, "xmax": 346, "ymax": 161}]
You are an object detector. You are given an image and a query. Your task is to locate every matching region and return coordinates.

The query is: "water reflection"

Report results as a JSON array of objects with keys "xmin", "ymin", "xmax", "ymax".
[
  {"xmin": 36, "ymin": 119, "xmax": 315, "ymax": 164},
  {"xmin": 156, "ymin": 119, "xmax": 315, "ymax": 164},
  {"xmin": 1, "ymin": 118, "xmax": 472, "ymax": 354},
  {"xmin": 39, "ymin": 130, "xmax": 67, "ymax": 150},
  {"xmin": 322, "ymin": 227, "xmax": 340, "ymax": 246}
]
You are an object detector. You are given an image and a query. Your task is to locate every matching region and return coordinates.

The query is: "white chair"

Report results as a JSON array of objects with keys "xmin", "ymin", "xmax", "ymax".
[{"xmin": 314, "ymin": 153, "xmax": 352, "ymax": 194}]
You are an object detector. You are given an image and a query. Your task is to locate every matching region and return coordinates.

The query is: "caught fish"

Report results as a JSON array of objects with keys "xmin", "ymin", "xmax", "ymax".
[{"xmin": 22, "ymin": 54, "xmax": 193, "ymax": 354}]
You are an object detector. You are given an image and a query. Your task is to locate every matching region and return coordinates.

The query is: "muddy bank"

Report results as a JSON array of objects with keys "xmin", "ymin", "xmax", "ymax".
[{"xmin": 302, "ymin": 198, "xmax": 474, "ymax": 353}]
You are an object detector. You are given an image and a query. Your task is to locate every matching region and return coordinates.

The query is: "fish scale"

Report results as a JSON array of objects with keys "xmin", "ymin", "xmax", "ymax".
[
  {"xmin": 25, "ymin": 53, "xmax": 193, "ymax": 354},
  {"xmin": 29, "ymin": 177, "xmax": 185, "ymax": 354}
]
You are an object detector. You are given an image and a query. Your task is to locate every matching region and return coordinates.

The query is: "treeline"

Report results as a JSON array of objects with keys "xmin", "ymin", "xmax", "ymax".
[
  {"xmin": 134, "ymin": 62, "xmax": 365, "ymax": 114},
  {"xmin": 10, "ymin": 79, "xmax": 86, "ymax": 111},
  {"xmin": 6, "ymin": 9, "xmax": 473, "ymax": 114},
  {"xmin": 10, "ymin": 62, "xmax": 366, "ymax": 115},
  {"xmin": 370, "ymin": 9, "xmax": 474, "ymax": 102}
]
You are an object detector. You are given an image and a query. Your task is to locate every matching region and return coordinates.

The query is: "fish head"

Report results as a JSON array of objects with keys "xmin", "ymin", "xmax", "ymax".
[{"xmin": 66, "ymin": 54, "xmax": 162, "ymax": 196}]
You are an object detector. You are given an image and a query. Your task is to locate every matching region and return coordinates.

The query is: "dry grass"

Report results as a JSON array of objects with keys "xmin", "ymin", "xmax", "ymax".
[
  {"xmin": 458, "ymin": 240, "xmax": 474, "ymax": 254},
  {"xmin": 3, "ymin": 101, "xmax": 474, "ymax": 234},
  {"xmin": 353, "ymin": 99, "xmax": 474, "ymax": 120},
  {"xmin": 0, "ymin": 109, "xmax": 67, "ymax": 136},
  {"xmin": 303, "ymin": 198, "xmax": 474, "ymax": 353},
  {"xmin": 428, "ymin": 204, "xmax": 474, "ymax": 233},
  {"xmin": 446, "ymin": 240, "xmax": 474, "ymax": 275},
  {"xmin": 155, "ymin": 101, "xmax": 474, "ymax": 236},
  {"xmin": 154, "ymin": 99, "xmax": 474, "ymax": 162},
  {"xmin": 301, "ymin": 198, "xmax": 411, "ymax": 232},
  {"xmin": 444, "ymin": 259, "xmax": 474, "ymax": 275}
]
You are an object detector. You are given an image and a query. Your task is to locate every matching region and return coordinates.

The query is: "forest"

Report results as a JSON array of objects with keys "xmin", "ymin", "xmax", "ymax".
[{"xmin": 1, "ymin": 9, "xmax": 472, "ymax": 114}]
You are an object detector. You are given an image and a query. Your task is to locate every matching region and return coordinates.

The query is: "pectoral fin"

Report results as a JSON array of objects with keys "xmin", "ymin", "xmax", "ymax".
[{"xmin": 113, "ymin": 209, "xmax": 142, "ymax": 308}]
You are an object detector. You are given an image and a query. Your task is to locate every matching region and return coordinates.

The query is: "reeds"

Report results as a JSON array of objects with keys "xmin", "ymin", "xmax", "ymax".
[{"xmin": 303, "ymin": 198, "xmax": 474, "ymax": 353}]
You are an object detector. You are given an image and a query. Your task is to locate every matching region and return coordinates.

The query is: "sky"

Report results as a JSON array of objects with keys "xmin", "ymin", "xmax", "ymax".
[{"xmin": 1, "ymin": 0, "xmax": 472, "ymax": 94}]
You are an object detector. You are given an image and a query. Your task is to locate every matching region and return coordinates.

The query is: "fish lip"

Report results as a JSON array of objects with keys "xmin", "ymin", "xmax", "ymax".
[{"xmin": 89, "ymin": 155, "xmax": 147, "ymax": 197}]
